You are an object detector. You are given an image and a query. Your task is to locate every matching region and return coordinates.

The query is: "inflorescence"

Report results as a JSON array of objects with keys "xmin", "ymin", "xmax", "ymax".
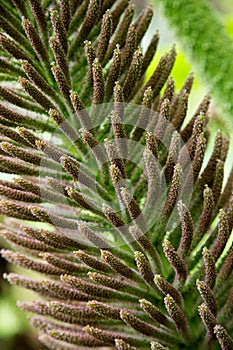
[{"xmin": 0, "ymin": 1, "xmax": 232, "ymax": 349}]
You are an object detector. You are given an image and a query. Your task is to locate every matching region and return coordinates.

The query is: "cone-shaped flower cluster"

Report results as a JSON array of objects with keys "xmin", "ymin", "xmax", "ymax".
[{"xmin": 0, "ymin": 1, "xmax": 232, "ymax": 349}]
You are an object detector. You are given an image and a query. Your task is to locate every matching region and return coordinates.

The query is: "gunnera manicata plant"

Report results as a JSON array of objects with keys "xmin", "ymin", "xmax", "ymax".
[{"xmin": 0, "ymin": 0, "xmax": 232, "ymax": 349}]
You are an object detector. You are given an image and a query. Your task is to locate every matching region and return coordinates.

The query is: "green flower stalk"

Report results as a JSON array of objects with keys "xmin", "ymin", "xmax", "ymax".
[
  {"xmin": 152, "ymin": 0, "xmax": 233, "ymax": 122},
  {"xmin": 0, "ymin": 1, "xmax": 232, "ymax": 349}
]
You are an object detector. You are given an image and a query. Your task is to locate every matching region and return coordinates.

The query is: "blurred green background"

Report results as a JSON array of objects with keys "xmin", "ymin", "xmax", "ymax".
[{"xmin": 0, "ymin": 0, "xmax": 233, "ymax": 349}]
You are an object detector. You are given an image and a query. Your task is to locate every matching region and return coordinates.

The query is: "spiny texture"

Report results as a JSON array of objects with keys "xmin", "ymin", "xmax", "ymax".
[{"xmin": 0, "ymin": 1, "xmax": 232, "ymax": 350}]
